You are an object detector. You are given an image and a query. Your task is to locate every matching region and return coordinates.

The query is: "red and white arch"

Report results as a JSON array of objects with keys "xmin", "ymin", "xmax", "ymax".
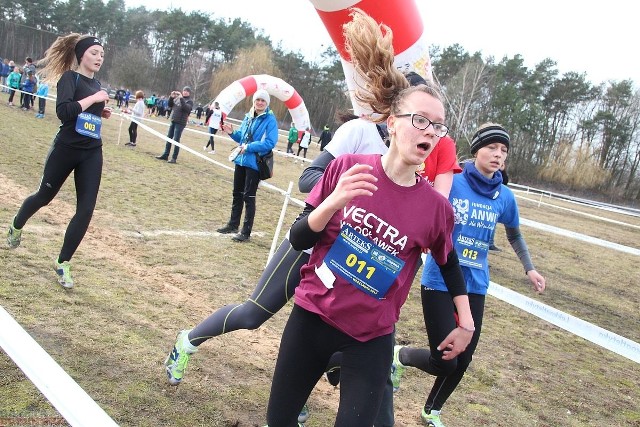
[{"xmin": 309, "ymin": 0, "xmax": 432, "ymax": 116}]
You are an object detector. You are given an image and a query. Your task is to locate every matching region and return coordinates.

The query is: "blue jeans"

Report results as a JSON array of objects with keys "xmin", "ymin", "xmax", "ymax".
[{"xmin": 161, "ymin": 121, "xmax": 186, "ymax": 160}]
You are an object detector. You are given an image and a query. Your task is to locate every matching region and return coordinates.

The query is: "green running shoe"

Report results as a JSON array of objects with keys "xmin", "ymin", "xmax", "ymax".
[
  {"xmin": 7, "ymin": 221, "xmax": 22, "ymax": 248},
  {"xmin": 390, "ymin": 345, "xmax": 406, "ymax": 392},
  {"xmin": 298, "ymin": 403, "xmax": 310, "ymax": 423},
  {"xmin": 421, "ymin": 409, "xmax": 445, "ymax": 427},
  {"xmin": 54, "ymin": 260, "xmax": 74, "ymax": 289},
  {"xmin": 165, "ymin": 330, "xmax": 197, "ymax": 385}
]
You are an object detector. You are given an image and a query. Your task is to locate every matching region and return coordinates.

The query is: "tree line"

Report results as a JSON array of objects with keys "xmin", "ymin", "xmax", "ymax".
[{"xmin": 1, "ymin": 0, "xmax": 639, "ymax": 202}]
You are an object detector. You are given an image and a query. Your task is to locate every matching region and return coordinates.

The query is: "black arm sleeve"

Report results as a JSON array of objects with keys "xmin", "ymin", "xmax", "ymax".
[
  {"xmin": 505, "ymin": 225, "xmax": 535, "ymax": 273},
  {"xmin": 436, "ymin": 250, "xmax": 467, "ymax": 297},
  {"xmin": 298, "ymin": 150, "xmax": 335, "ymax": 193},
  {"xmin": 55, "ymin": 72, "xmax": 82, "ymax": 122},
  {"xmin": 289, "ymin": 204, "xmax": 324, "ymax": 251}
]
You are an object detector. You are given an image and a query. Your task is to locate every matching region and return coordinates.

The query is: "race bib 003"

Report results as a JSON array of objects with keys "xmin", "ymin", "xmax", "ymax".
[{"xmin": 75, "ymin": 112, "xmax": 102, "ymax": 139}]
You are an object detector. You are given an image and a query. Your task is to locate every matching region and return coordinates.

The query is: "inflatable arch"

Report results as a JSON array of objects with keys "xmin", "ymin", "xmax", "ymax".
[
  {"xmin": 213, "ymin": 74, "xmax": 311, "ymax": 131},
  {"xmin": 309, "ymin": 0, "xmax": 432, "ymax": 116}
]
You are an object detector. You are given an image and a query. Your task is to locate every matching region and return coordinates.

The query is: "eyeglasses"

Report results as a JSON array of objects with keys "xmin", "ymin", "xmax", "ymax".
[{"xmin": 395, "ymin": 113, "xmax": 449, "ymax": 138}]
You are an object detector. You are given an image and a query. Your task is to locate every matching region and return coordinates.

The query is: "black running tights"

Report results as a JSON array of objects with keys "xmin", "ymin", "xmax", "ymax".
[{"xmin": 14, "ymin": 143, "xmax": 102, "ymax": 263}]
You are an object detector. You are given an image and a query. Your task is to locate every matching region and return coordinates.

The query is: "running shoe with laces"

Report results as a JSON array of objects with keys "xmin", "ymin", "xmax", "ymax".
[
  {"xmin": 164, "ymin": 330, "xmax": 198, "ymax": 385},
  {"xmin": 297, "ymin": 403, "xmax": 310, "ymax": 423},
  {"xmin": 421, "ymin": 409, "xmax": 445, "ymax": 427},
  {"xmin": 54, "ymin": 260, "xmax": 74, "ymax": 289},
  {"xmin": 7, "ymin": 221, "xmax": 22, "ymax": 248},
  {"xmin": 390, "ymin": 345, "xmax": 406, "ymax": 392}
]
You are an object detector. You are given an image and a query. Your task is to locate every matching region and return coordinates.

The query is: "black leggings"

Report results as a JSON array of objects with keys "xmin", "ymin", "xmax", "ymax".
[
  {"xmin": 188, "ymin": 238, "xmax": 308, "ymax": 345},
  {"xmin": 128, "ymin": 121, "xmax": 138, "ymax": 143},
  {"xmin": 14, "ymin": 143, "xmax": 103, "ymax": 263},
  {"xmin": 267, "ymin": 305, "xmax": 393, "ymax": 427},
  {"xmin": 205, "ymin": 127, "xmax": 218, "ymax": 150},
  {"xmin": 228, "ymin": 164, "xmax": 260, "ymax": 236},
  {"xmin": 401, "ymin": 289, "xmax": 485, "ymax": 412}
]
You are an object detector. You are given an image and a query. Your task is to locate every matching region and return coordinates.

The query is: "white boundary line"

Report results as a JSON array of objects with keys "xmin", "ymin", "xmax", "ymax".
[{"xmin": 0, "ymin": 306, "xmax": 119, "ymax": 426}]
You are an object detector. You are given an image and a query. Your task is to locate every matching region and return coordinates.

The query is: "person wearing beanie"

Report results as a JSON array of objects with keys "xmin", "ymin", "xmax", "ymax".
[
  {"xmin": 318, "ymin": 124, "xmax": 333, "ymax": 151},
  {"xmin": 252, "ymin": 88, "xmax": 270, "ymax": 106},
  {"xmin": 6, "ymin": 33, "xmax": 111, "ymax": 289},
  {"xmin": 392, "ymin": 122, "xmax": 545, "ymax": 427},
  {"xmin": 155, "ymin": 86, "xmax": 193, "ymax": 163},
  {"xmin": 214, "ymin": 88, "xmax": 277, "ymax": 242},
  {"xmin": 469, "ymin": 124, "xmax": 510, "ymax": 155}
]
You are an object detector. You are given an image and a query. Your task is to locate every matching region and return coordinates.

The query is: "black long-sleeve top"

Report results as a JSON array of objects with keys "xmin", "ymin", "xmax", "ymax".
[{"xmin": 55, "ymin": 70, "xmax": 105, "ymax": 149}]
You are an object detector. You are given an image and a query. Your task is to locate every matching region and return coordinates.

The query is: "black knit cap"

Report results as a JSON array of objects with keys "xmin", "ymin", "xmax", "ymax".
[
  {"xmin": 470, "ymin": 125, "xmax": 510, "ymax": 154},
  {"xmin": 405, "ymin": 71, "xmax": 427, "ymax": 87},
  {"xmin": 74, "ymin": 36, "xmax": 102, "ymax": 64}
]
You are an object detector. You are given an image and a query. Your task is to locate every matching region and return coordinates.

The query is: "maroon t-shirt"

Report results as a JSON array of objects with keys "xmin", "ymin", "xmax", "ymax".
[{"xmin": 295, "ymin": 154, "xmax": 455, "ymax": 341}]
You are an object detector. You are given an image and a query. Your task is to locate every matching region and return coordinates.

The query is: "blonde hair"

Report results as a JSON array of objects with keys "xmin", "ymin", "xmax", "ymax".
[
  {"xmin": 343, "ymin": 8, "xmax": 443, "ymax": 123},
  {"xmin": 135, "ymin": 90, "xmax": 144, "ymax": 99},
  {"xmin": 37, "ymin": 33, "xmax": 93, "ymax": 83}
]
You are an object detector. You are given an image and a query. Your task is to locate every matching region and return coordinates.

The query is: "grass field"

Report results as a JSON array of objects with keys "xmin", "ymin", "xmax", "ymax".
[{"xmin": 1, "ymin": 102, "xmax": 639, "ymax": 427}]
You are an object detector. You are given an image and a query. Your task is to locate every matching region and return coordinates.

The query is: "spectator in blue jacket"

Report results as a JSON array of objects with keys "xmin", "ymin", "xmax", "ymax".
[
  {"xmin": 20, "ymin": 70, "xmax": 37, "ymax": 110},
  {"xmin": 35, "ymin": 77, "xmax": 49, "ymax": 118},
  {"xmin": 216, "ymin": 89, "xmax": 278, "ymax": 242}
]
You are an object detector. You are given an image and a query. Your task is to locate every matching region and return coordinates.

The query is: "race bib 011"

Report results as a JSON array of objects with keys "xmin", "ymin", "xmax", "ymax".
[{"xmin": 323, "ymin": 224, "xmax": 405, "ymax": 300}]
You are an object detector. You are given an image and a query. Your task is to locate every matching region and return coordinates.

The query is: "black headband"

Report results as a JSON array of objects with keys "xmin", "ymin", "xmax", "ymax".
[
  {"xmin": 75, "ymin": 37, "xmax": 102, "ymax": 64},
  {"xmin": 470, "ymin": 125, "xmax": 510, "ymax": 154}
]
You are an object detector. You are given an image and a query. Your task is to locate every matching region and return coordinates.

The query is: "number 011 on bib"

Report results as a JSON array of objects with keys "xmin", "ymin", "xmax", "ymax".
[{"xmin": 323, "ymin": 224, "xmax": 405, "ymax": 300}]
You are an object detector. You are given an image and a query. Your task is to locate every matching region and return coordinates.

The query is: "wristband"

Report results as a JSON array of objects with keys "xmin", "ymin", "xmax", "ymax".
[{"xmin": 458, "ymin": 324, "xmax": 475, "ymax": 333}]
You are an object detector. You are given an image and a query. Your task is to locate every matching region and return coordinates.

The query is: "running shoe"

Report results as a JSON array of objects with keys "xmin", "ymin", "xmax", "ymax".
[
  {"xmin": 54, "ymin": 260, "xmax": 74, "ymax": 289},
  {"xmin": 164, "ymin": 330, "xmax": 197, "ymax": 385},
  {"xmin": 298, "ymin": 404, "xmax": 310, "ymax": 423},
  {"xmin": 7, "ymin": 221, "xmax": 22, "ymax": 248},
  {"xmin": 390, "ymin": 345, "xmax": 406, "ymax": 392},
  {"xmin": 421, "ymin": 409, "xmax": 445, "ymax": 427}
]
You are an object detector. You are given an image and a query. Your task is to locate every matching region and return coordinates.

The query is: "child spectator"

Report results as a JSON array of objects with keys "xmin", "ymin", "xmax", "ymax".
[
  {"xmin": 7, "ymin": 66, "xmax": 21, "ymax": 106},
  {"xmin": 35, "ymin": 77, "xmax": 49, "ymax": 118},
  {"xmin": 125, "ymin": 90, "xmax": 145, "ymax": 146},
  {"xmin": 20, "ymin": 71, "xmax": 37, "ymax": 110}
]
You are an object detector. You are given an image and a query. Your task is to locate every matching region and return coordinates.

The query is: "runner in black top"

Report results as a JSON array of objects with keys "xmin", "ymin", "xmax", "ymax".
[{"xmin": 6, "ymin": 33, "xmax": 111, "ymax": 289}]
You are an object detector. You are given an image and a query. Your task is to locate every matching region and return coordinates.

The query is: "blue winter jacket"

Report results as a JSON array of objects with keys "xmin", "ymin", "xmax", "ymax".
[{"xmin": 230, "ymin": 108, "xmax": 278, "ymax": 171}]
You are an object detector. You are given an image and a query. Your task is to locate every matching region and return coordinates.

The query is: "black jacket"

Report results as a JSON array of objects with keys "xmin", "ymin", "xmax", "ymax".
[{"xmin": 169, "ymin": 95, "xmax": 193, "ymax": 126}]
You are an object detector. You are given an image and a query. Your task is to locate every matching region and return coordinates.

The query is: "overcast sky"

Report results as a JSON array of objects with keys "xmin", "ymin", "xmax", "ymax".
[{"xmin": 124, "ymin": 0, "xmax": 638, "ymax": 86}]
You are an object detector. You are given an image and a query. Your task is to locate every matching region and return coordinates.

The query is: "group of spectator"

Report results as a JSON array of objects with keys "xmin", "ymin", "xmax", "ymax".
[
  {"xmin": 2, "ymin": 55, "xmax": 50, "ymax": 118},
  {"xmin": 114, "ymin": 88, "xmax": 131, "ymax": 109},
  {"xmin": 287, "ymin": 122, "xmax": 333, "ymax": 158}
]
